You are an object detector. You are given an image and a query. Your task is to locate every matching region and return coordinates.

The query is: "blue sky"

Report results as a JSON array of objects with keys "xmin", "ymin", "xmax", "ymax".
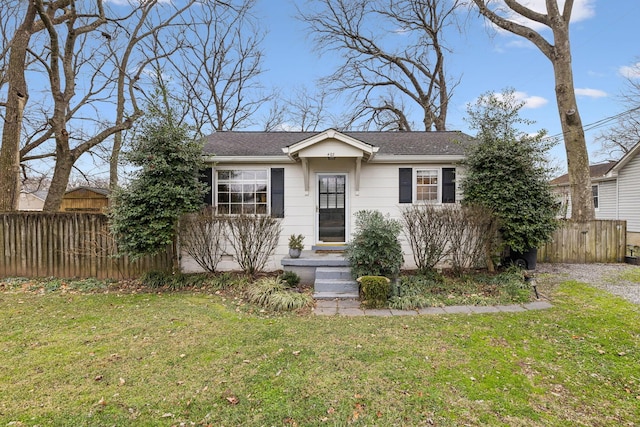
[{"xmin": 254, "ymin": 0, "xmax": 640, "ymax": 171}]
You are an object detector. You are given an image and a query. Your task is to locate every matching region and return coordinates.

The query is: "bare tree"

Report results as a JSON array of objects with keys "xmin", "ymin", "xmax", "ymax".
[
  {"xmin": 1, "ymin": 0, "xmax": 206, "ymax": 211},
  {"xmin": 595, "ymin": 62, "xmax": 640, "ymax": 161},
  {"xmin": 285, "ymin": 86, "xmax": 338, "ymax": 131},
  {"xmin": 471, "ymin": 0, "xmax": 594, "ymax": 221},
  {"xmin": 0, "ymin": 0, "xmax": 72, "ymax": 211},
  {"xmin": 167, "ymin": 0, "xmax": 271, "ymax": 134},
  {"xmin": 300, "ymin": 0, "xmax": 462, "ymax": 131}
]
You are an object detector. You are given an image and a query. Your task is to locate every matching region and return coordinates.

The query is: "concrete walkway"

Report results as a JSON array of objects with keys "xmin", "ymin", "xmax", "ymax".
[{"xmin": 313, "ymin": 299, "xmax": 553, "ymax": 316}]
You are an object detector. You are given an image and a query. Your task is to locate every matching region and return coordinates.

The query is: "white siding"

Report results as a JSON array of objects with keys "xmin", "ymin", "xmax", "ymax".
[
  {"xmin": 595, "ymin": 180, "xmax": 617, "ymax": 220},
  {"xmin": 617, "ymin": 153, "xmax": 640, "ymax": 233},
  {"xmin": 183, "ymin": 160, "xmax": 462, "ymax": 272}
]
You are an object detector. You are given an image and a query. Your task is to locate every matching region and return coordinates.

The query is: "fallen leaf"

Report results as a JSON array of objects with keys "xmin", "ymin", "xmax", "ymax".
[
  {"xmin": 94, "ymin": 375, "xmax": 103, "ymax": 381},
  {"xmin": 327, "ymin": 407, "xmax": 335, "ymax": 414},
  {"xmin": 98, "ymin": 397, "xmax": 106, "ymax": 406},
  {"xmin": 292, "ymin": 351, "xmax": 301, "ymax": 356},
  {"xmin": 119, "ymin": 377, "xmax": 125, "ymax": 386},
  {"xmin": 161, "ymin": 413, "xmax": 173, "ymax": 418},
  {"xmin": 352, "ymin": 411, "xmax": 360, "ymax": 421},
  {"xmin": 226, "ymin": 396, "xmax": 240, "ymax": 405}
]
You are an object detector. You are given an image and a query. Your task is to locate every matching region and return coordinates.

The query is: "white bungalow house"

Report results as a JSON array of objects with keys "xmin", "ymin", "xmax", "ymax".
[
  {"xmin": 550, "ymin": 140, "xmax": 640, "ymax": 246},
  {"xmin": 187, "ymin": 129, "xmax": 474, "ymax": 276}
]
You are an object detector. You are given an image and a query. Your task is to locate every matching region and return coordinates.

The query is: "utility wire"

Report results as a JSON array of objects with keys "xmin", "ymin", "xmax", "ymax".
[{"xmin": 547, "ymin": 105, "xmax": 640, "ymax": 142}]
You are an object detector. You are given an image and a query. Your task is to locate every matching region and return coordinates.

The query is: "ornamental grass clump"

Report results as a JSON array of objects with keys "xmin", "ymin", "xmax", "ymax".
[
  {"xmin": 358, "ymin": 275, "xmax": 391, "ymax": 309},
  {"xmin": 245, "ymin": 277, "xmax": 312, "ymax": 312}
]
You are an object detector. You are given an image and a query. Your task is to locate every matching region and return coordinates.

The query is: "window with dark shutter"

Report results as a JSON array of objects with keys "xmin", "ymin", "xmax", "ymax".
[
  {"xmin": 200, "ymin": 168, "xmax": 213, "ymax": 206},
  {"xmin": 442, "ymin": 167, "xmax": 456, "ymax": 203},
  {"xmin": 271, "ymin": 168, "xmax": 285, "ymax": 218},
  {"xmin": 399, "ymin": 168, "xmax": 412, "ymax": 203}
]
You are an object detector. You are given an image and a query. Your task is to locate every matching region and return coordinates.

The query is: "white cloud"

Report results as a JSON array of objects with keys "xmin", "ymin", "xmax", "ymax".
[
  {"xmin": 489, "ymin": 0, "xmax": 596, "ymax": 33},
  {"xmin": 619, "ymin": 62, "xmax": 640, "ymax": 79},
  {"xmin": 575, "ymin": 88, "xmax": 607, "ymax": 98},
  {"xmin": 511, "ymin": 91, "xmax": 548, "ymax": 109},
  {"xmin": 466, "ymin": 91, "xmax": 548, "ymax": 111}
]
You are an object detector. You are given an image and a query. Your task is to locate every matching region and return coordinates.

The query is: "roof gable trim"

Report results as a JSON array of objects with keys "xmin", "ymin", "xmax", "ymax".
[{"xmin": 282, "ymin": 129, "xmax": 379, "ymax": 161}]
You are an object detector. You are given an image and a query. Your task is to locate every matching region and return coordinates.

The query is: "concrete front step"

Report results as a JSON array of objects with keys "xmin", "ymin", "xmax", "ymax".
[
  {"xmin": 315, "ymin": 267, "xmax": 352, "ymax": 281},
  {"xmin": 313, "ymin": 291, "xmax": 360, "ymax": 300},
  {"xmin": 314, "ymin": 278, "xmax": 359, "ymax": 294}
]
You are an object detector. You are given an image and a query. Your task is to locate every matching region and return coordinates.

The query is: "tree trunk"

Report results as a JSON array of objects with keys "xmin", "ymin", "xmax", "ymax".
[
  {"xmin": 552, "ymin": 33, "xmax": 595, "ymax": 221},
  {"xmin": 0, "ymin": 2, "xmax": 37, "ymax": 211},
  {"xmin": 43, "ymin": 144, "xmax": 74, "ymax": 212}
]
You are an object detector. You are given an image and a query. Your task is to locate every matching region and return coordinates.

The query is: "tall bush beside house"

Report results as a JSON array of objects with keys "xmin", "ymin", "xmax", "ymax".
[
  {"xmin": 400, "ymin": 204, "xmax": 456, "ymax": 273},
  {"xmin": 179, "ymin": 207, "xmax": 227, "ymax": 273},
  {"xmin": 108, "ymin": 91, "xmax": 205, "ymax": 265},
  {"xmin": 448, "ymin": 204, "xmax": 499, "ymax": 275},
  {"xmin": 345, "ymin": 210, "xmax": 404, "ymax": 279},
  {"xmin": 461, "ymin": 89, "xmax": 558, "ymax": 265},
  {"xmin": 226, "ymin": 214, "xmax": 281, "ymax": 276}
]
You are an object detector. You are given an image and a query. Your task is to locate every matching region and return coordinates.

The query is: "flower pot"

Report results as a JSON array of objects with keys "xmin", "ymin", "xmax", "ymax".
[
  {"xmin": 509, "ymin": 248, "xmax": 537, "ymax": 270},
  {"xmin": 288, "ymin": 248, "xmax": 302, "ymax": 258},
  {"xmin": 625, "ymin": 256, "xmax": 640, "ymax": 265}
]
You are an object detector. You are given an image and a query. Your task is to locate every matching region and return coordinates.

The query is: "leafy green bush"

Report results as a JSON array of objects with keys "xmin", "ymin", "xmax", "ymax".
[
  {"xmin": 345, "ymin": 210, "xmax": 403, "ymax": 279},
  {"xmin": 358, "ymin": 275, "xmax": 391, "ymax": 309},
  {"xmin": 210, "ymin": 272, "xmax": 249, "ymax": 290},
  {"xmin": 461, "ymin": 89, "xmax": 558, "ymax": 254},
  {"xmin": 67, "ymin": 278, "xmax": 111, "ymax": 292},
  {"xmin": 245, "ymin": 277, "xmax": 312, "ymax": 311},
  {"xmin": 139, "ymin": 270, "xmax": 169, "ymax": 288},
  {"xmin": 279, "ymin": 270, "xmax": 300, "ymax": 287}
]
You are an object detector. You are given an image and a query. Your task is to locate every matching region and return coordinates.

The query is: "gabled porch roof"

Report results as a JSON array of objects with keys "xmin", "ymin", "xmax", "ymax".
[{"xmin": 281, "ymin": 129, "xmax": 379, "ymax": 162}]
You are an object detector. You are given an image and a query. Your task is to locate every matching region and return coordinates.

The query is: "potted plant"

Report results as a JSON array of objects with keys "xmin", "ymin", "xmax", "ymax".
[{"xmin": 288, "ymin": 234, "xmax": 304, "ymax": 258}]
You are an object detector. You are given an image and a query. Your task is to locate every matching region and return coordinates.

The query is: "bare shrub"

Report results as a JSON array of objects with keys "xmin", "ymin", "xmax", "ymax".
[
  {"xmin": 400, "ymin": 204, "xmax": 456, "ymax": 273},
  {"xmin": 179, "ymin": 207, "xmax": 227, "ymax": 273},
  {"xmin": 226, "ymin": 214, "xmax": 281, "ymax": 276},
  {"xmin": 448, "ymin": 205, "xmax": 499, "ymax": 275}
]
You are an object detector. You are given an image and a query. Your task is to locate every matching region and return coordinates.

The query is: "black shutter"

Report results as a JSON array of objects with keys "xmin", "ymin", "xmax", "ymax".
[
  {"xmin": 399, "ymin": 168, "xmax": 412, "ymax": 203},
  {"xmin": 442, "ymin": 167, "xmax": 456, "ymax": 203},
  {"xmin": 271, "ymin": 168, "xmax": 285, "ymax": 218},
  {"xmin": 200, "ymin": 167, "xmax": 213, "ymax": 206}
]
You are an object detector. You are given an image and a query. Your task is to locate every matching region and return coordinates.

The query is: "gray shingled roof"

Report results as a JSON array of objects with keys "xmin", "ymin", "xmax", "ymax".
[
  {"xmin": 550, "ymin": 161, "xmax": 618, "ymax": 185},
  {"xmin": 203, "ymin": 131, "xmax": 475, "ymax": 157}
]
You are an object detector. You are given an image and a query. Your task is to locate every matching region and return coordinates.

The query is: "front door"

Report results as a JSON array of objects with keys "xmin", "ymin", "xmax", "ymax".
[{"xmin": 318, "ymin": 174, "xmax": 346, "ymax": 243}]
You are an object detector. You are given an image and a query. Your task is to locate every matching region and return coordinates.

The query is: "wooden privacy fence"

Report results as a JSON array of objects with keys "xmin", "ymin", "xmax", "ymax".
[
  {"xmin": 538, "ymin": 220, "xmax": 626, "ymax": 264},
  {"xmin": 0, "ymin": 213, "xmax": 173, "ymax": 279}
]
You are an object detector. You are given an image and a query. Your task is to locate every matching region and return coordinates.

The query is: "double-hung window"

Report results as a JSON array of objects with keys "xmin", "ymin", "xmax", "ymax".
[
  {"xmin": 216, "ymin": 169, "xmax": 268, "ymax": 214},
  {"xmin": 399, "ymin": 167, "xmax": 455, "ymax": 204},
  {"xmin": 416, "ymin": 169, "xmax": 439, "ymax": 203},
  {"xmin": 592, "ymin": 184, "xmax": 599, "ymax": 210}
]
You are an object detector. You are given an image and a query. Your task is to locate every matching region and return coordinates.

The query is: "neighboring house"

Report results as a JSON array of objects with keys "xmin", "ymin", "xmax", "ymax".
[
  {"xmin": 550, "ymin": 141, "xmax": 640, "ymax": 246},
  {"xmin": 18, "ymin": 190, "xmax": 47, "ymax": 211},
  {"xmin": 60, "ymin": 187, "xmax": 110, "ymax": 213},
  {"xmin": 191, "ymin": 129, "xmax": 474, "ymax": 272}
]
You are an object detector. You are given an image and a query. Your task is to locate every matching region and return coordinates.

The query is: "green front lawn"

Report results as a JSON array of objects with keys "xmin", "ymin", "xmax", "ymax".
[{"xmin": 1, "ymin": 273, "xmax": 639, "ymax": 426}]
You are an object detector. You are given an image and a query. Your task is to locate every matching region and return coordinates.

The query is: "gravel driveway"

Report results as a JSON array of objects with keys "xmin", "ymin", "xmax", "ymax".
[{"xmin": 536, "ymin": 262, "xmax": 640, "ymax": 305}]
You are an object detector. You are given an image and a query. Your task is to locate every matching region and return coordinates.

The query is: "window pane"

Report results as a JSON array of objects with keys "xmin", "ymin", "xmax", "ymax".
[
  {"xmin": 416, "ymin": 169, "xmax": 438, "ymax": 203},
  {"xmin": 217, "ymin": 169, "xmax": 269, "ymax": 215}
]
